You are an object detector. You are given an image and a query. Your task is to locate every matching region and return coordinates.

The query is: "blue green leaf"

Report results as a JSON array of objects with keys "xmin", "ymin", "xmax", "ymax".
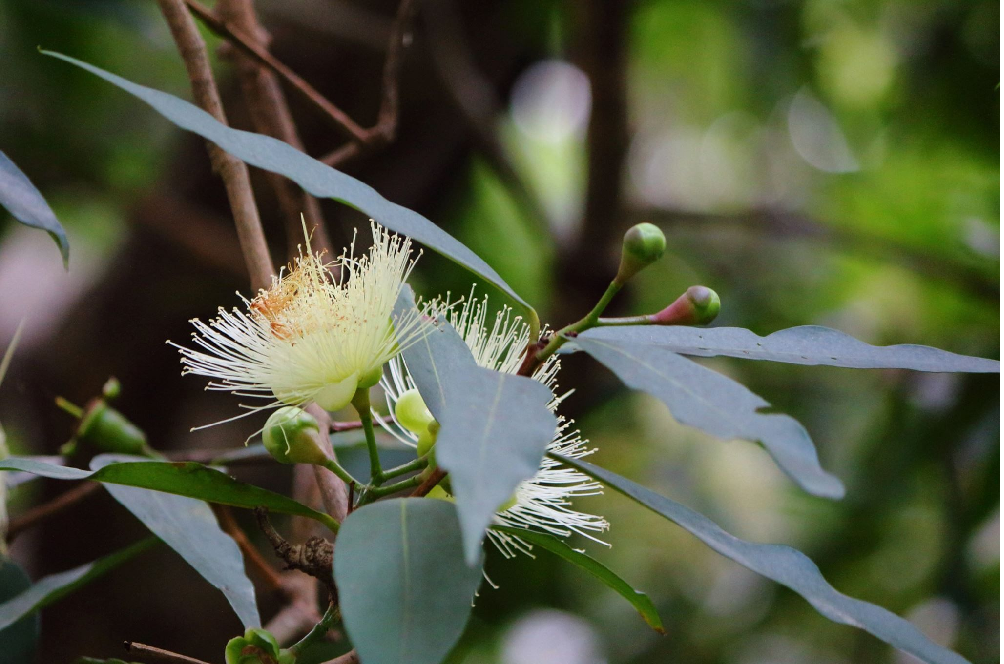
[
  {"xmin": 579, "ymin": 326, "xmax": 999, "ymax": 372},
  {"xmin": 42, "ymin": 50, "xmax": 531, "ymax": 316},
  {"xmin": 334, "ymin": 499, "xmax": 482, "ymax": 664},
  {"xmin": 91, "ymin": 455, "xmax": 260, "ymax": 628},
  {"xmin": 572, "ymin": 335, "xmax": 844, "ymax": 498},
  {"xmin": 0, "ymin": 557, "xmax": 39, "ymax": 664},
  {"xmin": 0, "ymin": 150, "xmax": 68, "ymax": 267},
  {"xmin": 555, "ymin": 455, "xmax": 969, "ymax": 664}
]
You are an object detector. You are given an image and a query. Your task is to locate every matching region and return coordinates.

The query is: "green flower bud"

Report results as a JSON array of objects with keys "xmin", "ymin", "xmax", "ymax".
[
  {"xmin": 649, "ymin": 285, "xmax": 721, "ymax": 326},
  {"xmin": 226, "ymin": 626, "xmax": 282, "ymax": 664},
  {"xmin": 76, "ymin": 402, "xmax": 149, "ymax": 456},
  {"xmin": 616, "ymin": 223, "xmax": 666, "ymax": 283},
  {"xmin": 395, "ymin": 389, "xmax": 436, "ymax": 437},
  {"xmin": 262, "ymin": 407, "xmax": 326, "ymax": 466}
]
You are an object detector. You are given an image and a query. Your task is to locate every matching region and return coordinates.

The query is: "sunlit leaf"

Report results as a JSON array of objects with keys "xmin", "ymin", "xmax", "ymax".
[
  {"xmin": 572, "ymin": 335, "xmax": 844, "ymax": 498},
  {"xmin": 43, "ymin": 50, "xmax": 532, "ymax": 317},
  {"xmin": 579, "ymin": 325, "xmax": 999, "ymax": 372},
  {"xmin": 0, "ymin": 457, "xmax": 339, "ymax": 532},
  {"xmin": 0, "ymin": 150, "xmax": 68, "ymax": 267},
  {"xmin": 91, "ymin": 455, "xmax": 259, "ymax": 628},
  {"xmin": 492, "ymin": 525, "xmax": 664, "ymax": 633},
  {"xmin": 0, "ymin": 538, "xmax": 156, "ymax": 632},
  {"xmin": 0, "ymin": 557, "xmax": 38, "ymax": 664},
  {"xmin": 333, "ymin": 499, "xmax": 482, "ymax": 664},
  {"xmin": 555, "ymin": 455, "xmax": 969, "ymax": 664},
  {"xmin": 395, "ymin": 287, "xmax": 557, "ymax": 563}
]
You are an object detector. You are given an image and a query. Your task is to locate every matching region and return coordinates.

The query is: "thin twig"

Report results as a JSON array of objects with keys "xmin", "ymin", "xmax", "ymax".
[
  {"xmin": 216, "ymin": 506, "xmax": 287, "ymax": 596},
  {"xmin": 213, "ymin": 0, "xmax": 333, "ymax": 261},
  {"xmin": 156, "ymin": 0, "xmax": 274, "ymax": 291},
  {"xmin": 410, "ymin": 467, "xmax": 446, "ymax": 498},
  {"xmin": 318, "ymin": 0, "xmax": 418, "ymax": 167},
  {"xmin": 183, "ymin": 0, "xmax": 367, "ymax": 143},
  {"xmin": 123, "ymin": 642, "xmax": 211, "ymax": 664},
  {"xmin": 7, "ymin": 482, "xmax": 102, "ymax": 541}
]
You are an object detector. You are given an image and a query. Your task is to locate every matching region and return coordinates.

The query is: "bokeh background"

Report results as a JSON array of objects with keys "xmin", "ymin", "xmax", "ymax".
[{"xmin": 0, "ymin": 0, "xmax": 998, "ymax": 662}]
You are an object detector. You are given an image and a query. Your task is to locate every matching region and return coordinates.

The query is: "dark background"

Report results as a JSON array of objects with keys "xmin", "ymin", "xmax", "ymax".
[{"xmin": 0, "ymin": 0, "xmax": 998, "ymax": 662}]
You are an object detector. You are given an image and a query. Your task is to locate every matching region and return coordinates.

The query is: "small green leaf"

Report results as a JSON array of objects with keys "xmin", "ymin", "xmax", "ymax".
[
  {"xmin": 579, "ymin": 326, "xmax": 1000, "ymax": 372},
  {"xmin": 572, "ymin": 335, "xmax": 844, "ymax": 499},
  {"xmin": 395, "ymin": 288, "xmax": 557, "ymax": 563},
  {"xmin": 554, "ymin": 454, "xmax": 969, "ymax": 664},
  {"xmin": 91, "ymin": 455, "xmax": 260, "ymax": 628},
  {"xmin": 0, "ymin": 150, "xmax": 68, "ymax": 267},
  {"xmin": 42, "ymin": 50, "xmax": 532, "ymax": 317},
  {"xmin": 0, "ymin": 538, "xmax": 156, "ymax": 632},
  {"xmin": 492, "ymin": 526, "xmax": 664, "ymax": 633},
  {"xmin": 0, "ymin": 457, "xmax": 339, "ymax": 532},
  {"xmin": 334, "ymin": 499, "xmax": 482, "ymax": 664},
  {"xmin": 0, "ymin": 556, "xmax": 39, "ymax": 664}
]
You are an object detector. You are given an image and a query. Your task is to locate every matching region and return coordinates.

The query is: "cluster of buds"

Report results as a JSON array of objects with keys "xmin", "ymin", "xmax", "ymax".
[{"xmin": 225, "ymin": 627, "xmax": 292, "ymax": 664}]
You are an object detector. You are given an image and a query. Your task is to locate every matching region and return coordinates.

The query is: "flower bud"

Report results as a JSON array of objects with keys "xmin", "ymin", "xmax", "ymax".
[
  {"xmin": 649, "ymin": 286, "xmax": 720, "ymax": 326},
  {"xmin": 225, "ymin": 628, "xmax": 281, "ymax": 664},
  {"xmin": 616, "ymin": 223, "xmax": 666, "ymax": 284},
  {"xmin": 262, "ymin": 407, "xmax": 326, "ymax": 466},
  {"xmin": 75, "ymin": 402, "xmax": 149, "ymax": 457},
  {"xmin": 394, "ymin": 389, "xmax": 436, "ymax": 438}
]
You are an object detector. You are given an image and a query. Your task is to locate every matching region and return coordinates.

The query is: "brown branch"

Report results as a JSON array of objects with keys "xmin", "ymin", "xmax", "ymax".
[
  {"xmin": 410, "ymin": 467, "xmax": 446, "ymax": 498},
  {"xmin": 318, "ymin": 0, "xmax": 418, "ymax": 167},
  {"xmin": 264, "ymin": 572, "xmax": 323, "ymax": 645},
  {"xmin": 184, "ymin": 0, "xmax": 367, "ymax": 144},
  {"xmin": 123, "ymin": 642, "xmax": 211, "ymax": 664},
  {"xmin": 7, "ymin": 482, "xmax": 101, "ymax": 541},
  {"xmin": 254, "ymin": 507, "xmax": 335, "ymax": 597},
  {"xmin": 213, "ymin": 0, "xmax": 333, "ymax": 261},
  {"xmin": 156, "ymin": 0, "xmax": 274, "ymax": 292},
  {"xmin": 216, "ymin": 506, "xmax": 287, "ymax": 596}
]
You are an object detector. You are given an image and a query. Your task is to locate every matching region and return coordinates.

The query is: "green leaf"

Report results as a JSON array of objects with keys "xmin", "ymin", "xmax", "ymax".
[
  {"xmin": 492, "ymin": 526, "xmax": 664, "ymax": 634},
  {"xmin": 90, "ymin": 455, "xmax": 260, "ymax": 628},
  {"xmin": 0, "ymin": 150, "xmax": 68, "ymax": 267},
  {"xmin": 333, "ymin": 499, "xmax": 482, "ymax": 664},
  {"xmin": 0, "ymin": 457, "xmax": 339, "ymax": 533},
  {"xmin": 395, "ymin": 287, "xmax": 557, "ymax": 563},
  {"xmin": 0, "ymin": 538, "xmax": 156, "ymax": 632},
  {"xmin": 42, "ymin": 50, "xmax": 531, "ymax": 317},
  {"xmin": 0, "ymin": 557, "xmax": 39, "ymax": 664},
  {"xmin": 554, "ymin": 455, "xmax": 970, "ymax": 664},
  {"xmin": 579, "ymin": 326, "xmax": 999, "ymax": 372},
  {"xmin": 572, "ymin": 335, "xmax": 844, "ymax": 499}
]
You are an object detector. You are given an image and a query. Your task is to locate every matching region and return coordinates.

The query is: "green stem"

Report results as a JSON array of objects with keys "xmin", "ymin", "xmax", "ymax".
[
  {"xmin": 532, "ymin": 280, "xmax": 623, "ymax": 368},
  {"xmin": 595, "ymin": 314, "xmax": 653, "ymax": 327},
  {"xmin": 351, "ymin": 388, "xmax": 383, "ymax": 485},
  {"xmin": 55, "ymin": 397, "xmax": 84, "ymax": 419},
  {"xmin": 288, "ymin": 604, "xmax": 340, "ymax": 656},
  {"xmin": 321, "ymin": 458, "xmax": 360, "ymax": 487},
  {"xmin": 367, "ymin": 474, "xmax": 424, "ymax": 498},
  {"xmin": 381, "ymin": 455, "xmax": 429, "ymax": 480}
]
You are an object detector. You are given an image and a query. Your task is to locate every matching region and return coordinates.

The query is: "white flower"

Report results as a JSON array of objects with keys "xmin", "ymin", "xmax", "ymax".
[
  {"xmin": 380, "ymin": 288, "xmax": 609, "ymax": 557},
  {"xmin": 174, "ymin": 221, "xmax": 430, "ymax": 425}
]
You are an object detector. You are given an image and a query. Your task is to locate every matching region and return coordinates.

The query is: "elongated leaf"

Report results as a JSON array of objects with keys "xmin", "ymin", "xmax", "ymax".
[
  {"xmin": 579, "ymin": 326, "xmax": 999, "ymax": 373},
  {"xmin": 0, "ymin": 557, "xmax": 38, "ymax": 664},
  {"xmin": 334, "ymin": 499, "xmax": 482, "ymax": 664},
  {"xmin": 0, "ymin": 150, "xmax": 68, "ymax": 267},
  {"xmin": 91, "ymin": 455, "xmax": 259, "ymax": 628},
  {"xmin": 0, "ymin": 538, "xmax": 156, "ymax": 631},
  {"xmin": 573, "ymin": 336, "xmax": 844, "ymax": 498},
  {"xmin": 0, "ymin": 457, "xmax": 339, "ymax": 532},
  {"xmin": 395, "ymin": 288, "xmax": 557, "ymax": 563},
  {"xmin": 555, "ymin": 455, "xmax": 969, "ymax": 664},
  {"xmin": 492, "ymin": 525, "xmax": 664, "ymax": 633},
  {"xmin": 43, "ymin": 51, "xmax": 530, "ymax": 315}
]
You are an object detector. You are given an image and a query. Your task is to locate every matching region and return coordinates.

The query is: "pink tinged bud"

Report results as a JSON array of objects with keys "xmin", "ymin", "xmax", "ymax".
[{"xmin": 649, "ymin": 286, "xmax": 721, "ymax": 326}]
